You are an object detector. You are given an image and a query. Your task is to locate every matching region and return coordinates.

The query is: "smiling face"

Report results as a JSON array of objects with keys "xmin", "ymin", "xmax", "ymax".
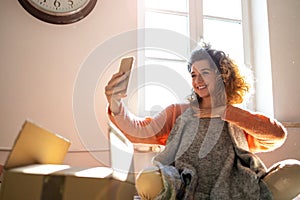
[{"xmin": 191, "ymin": 59, "xmax": 218, "ymax": 106}]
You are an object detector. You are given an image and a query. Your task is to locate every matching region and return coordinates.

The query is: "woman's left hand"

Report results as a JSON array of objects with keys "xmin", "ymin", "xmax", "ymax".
[{"xmin": 194, "ymin": 105, "xmax": 227, "ymax": 118}]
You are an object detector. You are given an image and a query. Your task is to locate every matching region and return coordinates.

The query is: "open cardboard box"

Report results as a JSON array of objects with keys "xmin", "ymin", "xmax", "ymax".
[{"xmin": 0, "ymin": 121, "xmax": 136, "ymax": 200}]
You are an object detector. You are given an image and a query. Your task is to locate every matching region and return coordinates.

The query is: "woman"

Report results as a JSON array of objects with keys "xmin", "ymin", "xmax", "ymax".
[{"xmin": 105, "ymin": 45, "xmax": 300, "ymax": 199}]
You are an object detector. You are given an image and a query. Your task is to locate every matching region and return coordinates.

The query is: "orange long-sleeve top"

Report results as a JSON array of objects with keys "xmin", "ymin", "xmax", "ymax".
[{"xmin": 108, "ymin": 103, "xmax": 287, "ymax": 153}]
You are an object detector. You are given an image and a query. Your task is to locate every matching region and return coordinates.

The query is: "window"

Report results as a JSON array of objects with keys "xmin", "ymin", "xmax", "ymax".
[
  {"xmin": 203, "ymin": 0, "xmax": 244, "ymax": 64},
  {"xmin": 138, "ymin": 0, "xmax": 250, "ymax": 116}
]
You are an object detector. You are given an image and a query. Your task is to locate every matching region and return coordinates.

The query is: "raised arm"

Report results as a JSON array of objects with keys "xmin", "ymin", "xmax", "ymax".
[
  {"xmin": 105, "ymin": 70, "xmax": 189, "ymax": 144},
  {"xmin": 107, "ymin": 103, "xmax": 189, "ymax": 145}
]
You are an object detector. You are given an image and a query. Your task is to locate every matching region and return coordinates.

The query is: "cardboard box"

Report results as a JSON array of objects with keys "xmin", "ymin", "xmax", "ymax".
[
  {"xmin": 0, "ymin": 121, "xmax": 137, "ymax": 200},
  {"xmin": 0, "ymin": 164, "xmax": 136, "ymax": 200}
]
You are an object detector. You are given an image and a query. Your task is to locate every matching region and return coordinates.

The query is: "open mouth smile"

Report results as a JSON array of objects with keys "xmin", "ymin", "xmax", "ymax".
[{"xmin": 197, "ymin": 85, "xmax": 207, "ymax": 90}]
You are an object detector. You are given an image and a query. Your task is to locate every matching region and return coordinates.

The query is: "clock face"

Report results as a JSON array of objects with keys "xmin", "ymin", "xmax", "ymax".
[
  {"xmin": 18, "ymin": 0, "xmax": 97, "ymax": 24},
  {"xmin": 28, "ymin": 0, "xmax": 89, "ymax": 15}
]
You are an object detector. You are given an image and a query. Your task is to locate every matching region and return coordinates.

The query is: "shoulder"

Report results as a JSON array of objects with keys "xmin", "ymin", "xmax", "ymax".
[
  {"xmin": 165, "ymin": 103, "xmax": 190, "ymax": 110},
  {"xmin": 164, "ymin": 103, "xmax": 190, "ymax": 116},
  {"xmin": 160, "ymin": 103, "xmax": 190, "ymax": 129}
]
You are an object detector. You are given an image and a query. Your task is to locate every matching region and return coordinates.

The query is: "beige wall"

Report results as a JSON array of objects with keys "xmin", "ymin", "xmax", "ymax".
[
  {"xmin": 0, "ymin": 0, "xmax": 137, "ymax": 167},
  {"xmin": 267, "ymin": 0, "xmax": 300, "ymax": 122},
  {"xmin": 255, "ymin": 0, "xmax": 300, "ymax": 168},
  {"xmin": 0, "ymin": 0, "xmax": 299, "ymax": 168}
]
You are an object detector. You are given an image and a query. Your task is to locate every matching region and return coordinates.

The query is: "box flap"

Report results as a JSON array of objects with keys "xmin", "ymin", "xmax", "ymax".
[{"xmin": 5, "ymin": 121, "xmax": 71, "ymax": 169}]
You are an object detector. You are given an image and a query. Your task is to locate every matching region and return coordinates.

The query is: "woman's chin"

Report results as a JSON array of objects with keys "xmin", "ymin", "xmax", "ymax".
[{"xmin": 196, "ymin": 92, "xmax": 211, "ymax": 99}]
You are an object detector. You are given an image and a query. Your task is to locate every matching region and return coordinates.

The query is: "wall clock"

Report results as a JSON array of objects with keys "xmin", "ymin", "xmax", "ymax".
[{"xmin": 18, "ymin": 0, "xmax": 97, "ymax": 24}]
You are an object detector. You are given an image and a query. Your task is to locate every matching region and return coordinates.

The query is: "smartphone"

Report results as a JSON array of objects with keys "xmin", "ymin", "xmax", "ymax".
[{"xmin": 118, "ymin": 56, "xmax": 134, "ymax": 92}]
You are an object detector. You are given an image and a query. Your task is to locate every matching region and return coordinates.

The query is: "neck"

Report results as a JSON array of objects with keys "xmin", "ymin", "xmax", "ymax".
[{"xmin": 200, "ymin": 97, "xmax": 212, "ymax": 109}]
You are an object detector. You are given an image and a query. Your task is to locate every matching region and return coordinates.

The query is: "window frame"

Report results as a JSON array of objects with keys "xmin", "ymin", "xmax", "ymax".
[{"xmin": 137, "ymin": 0, "xmax": 256, "ymax": 115}]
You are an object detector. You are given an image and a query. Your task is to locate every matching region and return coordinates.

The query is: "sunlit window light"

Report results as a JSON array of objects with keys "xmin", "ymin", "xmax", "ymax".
[{"xmin": 141, "ymin": 0, "xmax": 248, "ymax": 114}]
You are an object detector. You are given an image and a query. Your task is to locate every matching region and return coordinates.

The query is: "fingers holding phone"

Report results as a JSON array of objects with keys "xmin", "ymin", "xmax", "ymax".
[
  {"xmin": 118, "ymin": 57, "xmax": 134, "ymax": 92},
  {"xmin": 105, "ymin": 72, "xmax": 129, "ymax": 99},
  {"xmin": 105, "ymin": 57, "xmax": 134, "ymax": 114}
]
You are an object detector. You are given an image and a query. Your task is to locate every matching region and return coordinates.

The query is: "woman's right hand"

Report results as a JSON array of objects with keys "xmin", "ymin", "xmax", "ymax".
[{"xmin": 105, "ymin": 72, "xmax": 129, "ymax": 114}]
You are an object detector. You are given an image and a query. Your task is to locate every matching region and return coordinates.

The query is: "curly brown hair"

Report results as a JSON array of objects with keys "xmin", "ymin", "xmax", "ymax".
[{"xmin": 187, "ymin": 44, "xmax": 249, "ymax": 105}]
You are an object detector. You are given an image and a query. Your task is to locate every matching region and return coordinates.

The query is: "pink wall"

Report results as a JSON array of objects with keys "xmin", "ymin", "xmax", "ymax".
[{"xmin": 0, "ymin": 0, "xmax": 137, "ymax": 167}]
